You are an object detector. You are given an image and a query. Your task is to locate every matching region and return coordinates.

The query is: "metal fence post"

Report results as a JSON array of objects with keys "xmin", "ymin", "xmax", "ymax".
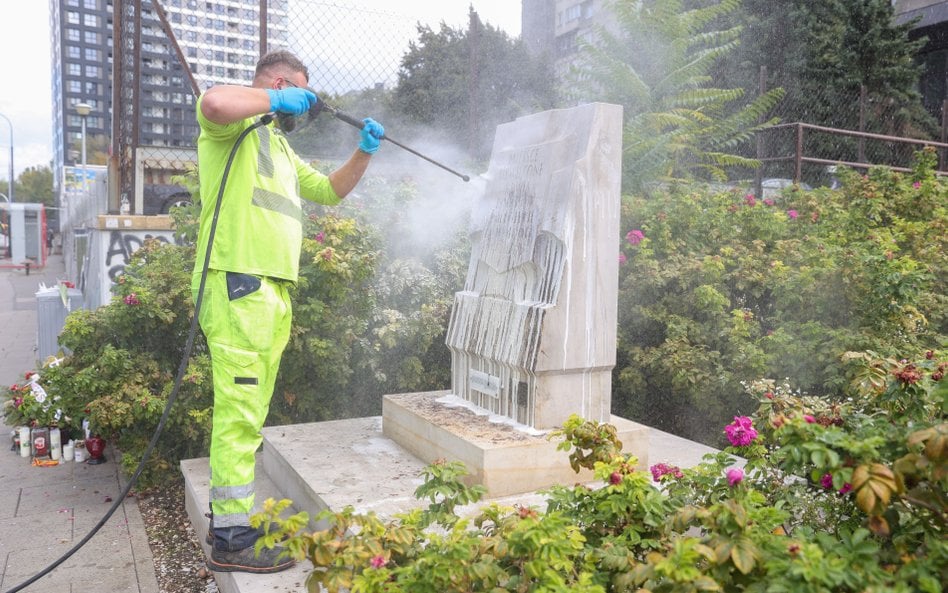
[
  {"xmin": 941, "ymin": 99, "xmax": 948, "ymax": 171},
  {"xmin": 755, "ymin": 65, "xmax": 766, "ymax": 198},
  {"xmin": 795, "ymin": 123, "xmax": 803, "ymax": 182},
  {"xmin": 260, "ymin": 0, "xmax": 268, "ymax": 57},
  {"xmin": 858, "ymin": 85, "xmax": 867, "ymax": 163}
]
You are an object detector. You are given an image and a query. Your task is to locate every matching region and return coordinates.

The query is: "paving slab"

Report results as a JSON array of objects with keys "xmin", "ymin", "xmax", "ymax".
[{"xmin": 0, "ymin": 256, "xmax": 159, "ymax": 593}]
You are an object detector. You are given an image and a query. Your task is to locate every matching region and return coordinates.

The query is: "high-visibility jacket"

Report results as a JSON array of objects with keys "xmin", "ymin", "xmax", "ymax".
[{"xmin": 192, "ymin": 95, "xmax": 341, "ymax": 289}]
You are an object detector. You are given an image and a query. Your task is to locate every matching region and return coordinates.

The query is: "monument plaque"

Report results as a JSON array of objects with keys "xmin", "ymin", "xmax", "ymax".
[{"xmin": 446, "ymin": 102, "xmax": 623, "ymax": 429}]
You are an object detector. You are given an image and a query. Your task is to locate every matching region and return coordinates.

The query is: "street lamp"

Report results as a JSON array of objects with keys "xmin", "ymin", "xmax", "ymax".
[
  {"xmin": 0, "ymin": 112, "xmax": 14, "ymax": 202},
  {"xmin": 75, "ymin": 103, "xmax": 92, "ymax": 195}
]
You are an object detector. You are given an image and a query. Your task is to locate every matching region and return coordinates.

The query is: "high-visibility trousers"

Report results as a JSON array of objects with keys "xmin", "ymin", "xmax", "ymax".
[{"xmin": 196, "ymin": 270, "xmax": 292, "ymax": 530}]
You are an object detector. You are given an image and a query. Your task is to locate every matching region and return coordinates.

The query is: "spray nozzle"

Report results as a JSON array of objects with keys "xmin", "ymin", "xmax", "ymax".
[{"xmin": 307, "ymin": 87, "xmax": 326, "ymax": 121}]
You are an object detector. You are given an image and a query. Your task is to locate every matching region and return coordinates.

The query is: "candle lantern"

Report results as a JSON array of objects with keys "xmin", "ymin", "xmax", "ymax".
[{"xmin": 85, "ymin": 435, "xmax": 106, "ymax": 465}]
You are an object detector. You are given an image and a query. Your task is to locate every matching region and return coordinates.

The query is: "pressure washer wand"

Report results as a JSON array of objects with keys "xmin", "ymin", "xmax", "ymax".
[{"xmin": 320, "ymin": 103, "xmax": 470, "ymax": 182}]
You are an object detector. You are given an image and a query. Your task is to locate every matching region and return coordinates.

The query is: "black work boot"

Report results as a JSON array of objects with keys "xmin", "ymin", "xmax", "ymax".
[
  {"xmin": 205, "ymin": 514, "xmax": 287, "ymax": 546},
  {"xmin": 207, "ymin": 545, "xmax": 296, "ymax": 574}
]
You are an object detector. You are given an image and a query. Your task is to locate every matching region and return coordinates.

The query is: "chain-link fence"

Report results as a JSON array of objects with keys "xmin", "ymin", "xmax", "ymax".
[
  {"xmin": 115, "ymin": 1, "xmax": 947, "ymax": 210},
  {"xmin": 284, "ymin": 0, "xmax": 423, "ymax": 95},
  {"xmin": 159, "ymin": 0, "xmax": 420, "ymax": 95},
  {"xmin": 754, "ymin": 76, "xmax": 947, "ymax": 187},
  {"xmin": 117, "ymin": 0, "xmax": 426, "ymax": 213}
]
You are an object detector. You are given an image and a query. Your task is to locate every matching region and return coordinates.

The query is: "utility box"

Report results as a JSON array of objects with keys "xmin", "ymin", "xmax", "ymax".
[
  {"xmin": 36, "ymin": 286, "xmax": 84, "ymax": 361},
  {"xmin": 1, "ymin": 203, "xmax": 48, "ymax": 269}
]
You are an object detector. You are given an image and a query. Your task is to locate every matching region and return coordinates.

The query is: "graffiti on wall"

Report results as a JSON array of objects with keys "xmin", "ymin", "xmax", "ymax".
[{"xmin": 104, "ymin": 230, "xmax": 185, "ymax": 281}]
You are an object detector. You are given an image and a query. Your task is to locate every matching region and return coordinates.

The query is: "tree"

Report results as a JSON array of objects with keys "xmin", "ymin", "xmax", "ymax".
[
  {"xmin": 16, "ymin": 165, "xmax": 54, "ymax": 206},
  {"xmin": 392, "ymin": 7, "xmax": 556, "ymax": 161},
  {"xmin": 798, "ymin": 1, "xmax": 933, "ymax": 136},
  {"xmin": 69, "ymin": 133, "xmax": 110, "ymax": 166},
  {"xmin": 571, "ymin": 0, "xmax": 784, "ymax": 191},
  {"xmin": 713, "ymin": 0, "xmax": 935, "ymax": 179}
]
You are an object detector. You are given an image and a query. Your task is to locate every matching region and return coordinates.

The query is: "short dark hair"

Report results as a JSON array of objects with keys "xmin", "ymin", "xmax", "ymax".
[{"xmin": 255, "ymin": 50, "xmax": 309, "ymax": 83}]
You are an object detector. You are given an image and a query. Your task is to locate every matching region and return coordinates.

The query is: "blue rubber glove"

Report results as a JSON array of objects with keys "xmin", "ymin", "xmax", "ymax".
[
  {"xmin": 265, "ymin": 87, "xmax": 317, "ymax": 115},
  {"xmin": 359, "ymin": 118, "xmax": 385, "ymax": 154}
]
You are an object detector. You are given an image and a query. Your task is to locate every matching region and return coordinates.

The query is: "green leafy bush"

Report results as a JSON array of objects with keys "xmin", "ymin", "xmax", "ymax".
[
  {"xmin": 7, "ymin": 174, "xmax": 463, "ymax": 484},
  {"xmin": 615, "ymin": 148, "xmax": 947, "ymax": 445},
  {"xmin": 254, "ymin": 349, "xmax": 945, "ymax": 593},
  {"xmin": 46, "ymin": 239, "xmax": 213, "ymax": 482},
  {"xmin": 269, "ymin": 175, "xmax": 466, "ymax": 424}
]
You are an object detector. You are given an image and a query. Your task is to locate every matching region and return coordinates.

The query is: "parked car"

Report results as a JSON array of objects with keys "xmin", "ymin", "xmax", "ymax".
[
  {"xmin": 143, "ymin": 184, "xmax": 193, "ymax": 215},
  {"xmin": 760, "ymin": 178, "xmax": 812, "ymax": 199}
]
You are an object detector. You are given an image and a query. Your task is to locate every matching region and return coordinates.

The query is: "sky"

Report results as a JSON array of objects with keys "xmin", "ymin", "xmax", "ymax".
[{"xmin": 0, "ymin": 1, "xmax": 521, "ymax": 179}]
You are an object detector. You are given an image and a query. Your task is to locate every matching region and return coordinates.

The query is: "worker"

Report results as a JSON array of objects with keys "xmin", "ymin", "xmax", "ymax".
[{"xmin": 193, "ymin": 49, "xmax": 383, "ymax": 574}]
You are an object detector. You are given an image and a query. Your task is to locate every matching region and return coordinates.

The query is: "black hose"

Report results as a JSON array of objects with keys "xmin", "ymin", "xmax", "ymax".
[{"xmin": 2, "ymin": 115, "xmax": 272, "ymax": 593}]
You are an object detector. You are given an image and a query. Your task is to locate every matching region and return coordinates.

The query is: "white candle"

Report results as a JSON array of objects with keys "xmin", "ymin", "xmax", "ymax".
[
  {"xmin": 18, "ymin": 426, "xmax": 30, "ymax": 457},
  {"xmin": 50, "ymin": 428, "xmax": 62, "ymax": 461},
  {"xmin": 63, "ymin": 441, "xmax": 75, "ymax": 462}
]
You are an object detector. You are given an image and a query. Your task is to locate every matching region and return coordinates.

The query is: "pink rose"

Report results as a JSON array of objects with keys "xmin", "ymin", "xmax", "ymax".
[
  {"xmin": 726, "ymin": 467, "xmax": 744, "ymax": 486},
  {"xmin": 724, "ymin": 416, "xmax": 758, "ymax": 447},
  {"xmin": 625, "ymin": 229, "xmax": 645, "ymax": 245},
  {"xmin": 650, "ymin": 463, "xmax": 683, "ymax": 482}
]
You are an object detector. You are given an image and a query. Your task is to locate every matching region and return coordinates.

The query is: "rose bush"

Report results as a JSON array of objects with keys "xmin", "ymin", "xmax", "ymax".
[
  {"xmin": 253, "ymin": 348, "xmax": 944, "ymax": 593},
  {"xmin": 615, "ymin": 148, "xmax": 947, "ymax": 445},
  {"xmin": 1, "ymin": 371, "xmax": 74, "ymax": 431}
]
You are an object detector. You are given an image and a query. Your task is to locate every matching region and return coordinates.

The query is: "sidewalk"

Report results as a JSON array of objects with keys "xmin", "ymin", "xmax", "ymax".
[{"xmin": 0, "ymin": 254, "xmax": 159, "ymax": 593}]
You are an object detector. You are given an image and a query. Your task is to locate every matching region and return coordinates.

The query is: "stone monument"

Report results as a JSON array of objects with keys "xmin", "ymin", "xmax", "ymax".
[{"xmin": 383, "ymin": 103, "xmax": 648, "ymax": 496}]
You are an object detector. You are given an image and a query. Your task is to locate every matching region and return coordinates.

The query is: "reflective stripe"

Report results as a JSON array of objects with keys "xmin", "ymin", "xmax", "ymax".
[
  {"xmin": 252, "ymin": 186, "xmax": 303, "ymax": 221},
  {"xmin": 256, "ymin": 126, "xmax": 274, "ymax": 178},
  {"xmin": 210, "ymin": 483, "xmax": 255, "ymax": 501},
  {"xmin": 213, "ymin": 511, "xmax": 252, "ymax": 529}
]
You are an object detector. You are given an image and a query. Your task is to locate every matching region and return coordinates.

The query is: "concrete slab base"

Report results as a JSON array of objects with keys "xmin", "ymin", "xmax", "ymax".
[
  {"xmin": 181, "ymin": 412, "xmax": 719, "ymax": 593},
  {"xmin": 381, "ymin": 390, "xmax": 650, "ymax": 496}
]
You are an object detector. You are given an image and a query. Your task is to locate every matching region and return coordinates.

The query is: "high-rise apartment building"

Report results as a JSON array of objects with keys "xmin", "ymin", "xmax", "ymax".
[
  {"xmin": 894, "ymin": 1, "xmax": 948, "ymax": 119},
  {"xmin": 521, "ymin": 0, "xmax": 612, "ymax": 77},
  {"xmin": 49, "ymin": 0, "xmax": 289, "ymax": 195}
]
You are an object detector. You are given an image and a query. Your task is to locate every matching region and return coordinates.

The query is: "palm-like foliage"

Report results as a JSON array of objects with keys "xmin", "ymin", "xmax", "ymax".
[{"xmin": 570, "ymin": 0, "xmax": 784, "ymax": 191}]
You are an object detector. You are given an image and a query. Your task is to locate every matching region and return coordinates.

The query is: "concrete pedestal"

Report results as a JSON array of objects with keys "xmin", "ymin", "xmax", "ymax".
[{"xmin": 382, "ymin": 390, "xmax": 649, "ymax": 497}]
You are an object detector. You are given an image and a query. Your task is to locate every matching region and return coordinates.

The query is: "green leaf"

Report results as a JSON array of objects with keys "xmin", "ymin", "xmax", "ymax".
[{"xmin": 730, "ymin": 537, "xmax": 757, "ymax": 575}]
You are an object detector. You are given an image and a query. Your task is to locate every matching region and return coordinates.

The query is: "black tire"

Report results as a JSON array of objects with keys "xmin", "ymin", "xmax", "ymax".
[{"xmin": 162, "ymin": 193, "xmax": 192, "ymax": 214}]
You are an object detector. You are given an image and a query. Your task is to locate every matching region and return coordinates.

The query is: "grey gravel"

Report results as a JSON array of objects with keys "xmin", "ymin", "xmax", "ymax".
[{"xmin": 138, "ymin": 476, "xmax": 218, "ymax": 593}]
